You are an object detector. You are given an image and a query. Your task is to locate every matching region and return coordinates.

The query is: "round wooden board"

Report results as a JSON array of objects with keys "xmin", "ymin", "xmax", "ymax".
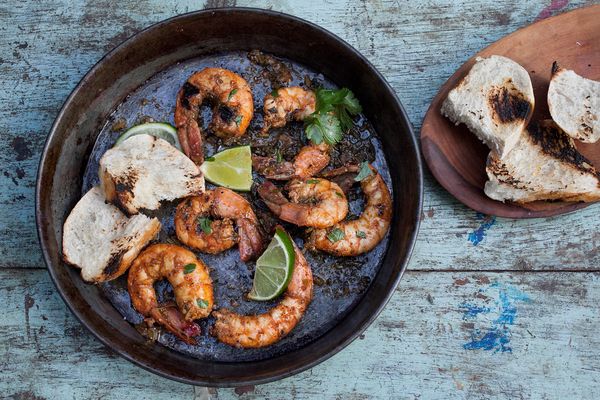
[{"xmin": 421, "ymin": 5, "xmax": 600, "ymax": 219}]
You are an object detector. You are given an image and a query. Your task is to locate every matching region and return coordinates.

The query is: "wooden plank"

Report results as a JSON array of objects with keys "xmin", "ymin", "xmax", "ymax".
[
  {"xmin": 2, "ymin": 268, "xmax": 599, "ymax": 399},
  {"xmin": 0, "ymin": 0, "xmax": 597, "ymax": 270}
]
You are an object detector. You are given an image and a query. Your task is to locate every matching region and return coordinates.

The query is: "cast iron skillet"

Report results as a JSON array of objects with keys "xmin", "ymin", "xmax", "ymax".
[{"xmin": 36, "ymin": 8, "xmax": 422, "ymax": 386}]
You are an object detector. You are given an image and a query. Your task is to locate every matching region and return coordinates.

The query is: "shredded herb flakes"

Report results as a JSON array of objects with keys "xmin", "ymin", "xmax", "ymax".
[
  {"xmin": 227, "ymin": 88, "xmax": 238, "ymax": 101},
  {"xmin": 197, "ymin": 217, "xmax": 213, "ymax": 234},
  {"xmin": 356, "ymin": 231, "xmax": 367, "ymax": 239},
  {"xmin": 327, "ymin": 228, "xmax": 345, "ymax": 243},
  {"xmin": 354, "ymin": 161, "xmax": 372, "ymax": 182},
  {"xmin": 197, "ymin": 299, "xmax": 209, "ymax": 308},
  {"xmin": 183, "ymin": 263, "xmax": 196, "ymax": 274}
]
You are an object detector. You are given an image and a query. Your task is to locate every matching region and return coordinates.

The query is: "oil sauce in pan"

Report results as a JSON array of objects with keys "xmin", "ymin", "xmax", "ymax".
[{"xmin": 82, "ymin": 51, "xmax": 392, "ymax": 362}]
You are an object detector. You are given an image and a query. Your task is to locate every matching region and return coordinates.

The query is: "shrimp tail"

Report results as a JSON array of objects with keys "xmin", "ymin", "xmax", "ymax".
[
  {"xmin": 150, "ymin": 303, "xmax": 201, "ymax": 345},
  {"xmin": 175, "ymin": 89, "xmax": 204, "ymax": 164},
  {"xmin": 237, "ymin": 218, "xmax": 266, "ymax": 261},
  {"xmin": 257, "ymin": 181, "xmax": 307, "ymax": 225}
]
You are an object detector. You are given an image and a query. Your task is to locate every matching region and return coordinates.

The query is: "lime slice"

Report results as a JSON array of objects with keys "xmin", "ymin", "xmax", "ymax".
[
  {"xmin": 200, "ymin": 145, "xmax": 253, "ymax": 191},
  {"xmin": 115, "ymin": 122, "xmax": 181, "ymax": 150},
  {"xmin": 248, "ymin": 227, "xmax": 296, "ymax": 301}
]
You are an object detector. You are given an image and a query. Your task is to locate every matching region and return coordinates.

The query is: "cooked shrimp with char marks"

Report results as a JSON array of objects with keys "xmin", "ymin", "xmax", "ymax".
[
  {"xmin": 175, "ymin": 68, "xmax": 253, "ymax": 164},
  {"xmin": 175, "ymin": 188, "xmax": 265, "ymax": 262},
  {"xmin": 258, "ymin": 178, "xmax": 348, "ymax": 228},
  {"xmin": 253, "ymin": 141, "xmax": 331, "ymax": 180},
  {"xmin": 212, "ymin": 244, "xmax": 313, "ymax": 348},
  {"xmin": 306, "ymin": 164, "xmax": 392, "ymax": 256},
  {"xmin": 127, "ymin": 244, "xmax": 214, "ymax": 345},
  {"xmin": 261, "ymin": 86, "xmax": 316, "ymax": 133}
]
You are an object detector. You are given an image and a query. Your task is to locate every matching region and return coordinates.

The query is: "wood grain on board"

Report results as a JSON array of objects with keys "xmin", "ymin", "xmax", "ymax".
[{"xmin": 1, "ymin": 0, "xmax": 599, "ymax": 399}]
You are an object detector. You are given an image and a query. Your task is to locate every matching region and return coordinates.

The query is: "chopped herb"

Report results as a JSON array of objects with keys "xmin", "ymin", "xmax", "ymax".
[
  {"xmin": 275, "ymin": 148, "xmax": 283, "ymax": 163},
  {"xmin": 354, "ymin": 161, "xmax": 372, "ymax": 182},
  {"xmin": 270, "ymin": 89, "xmax": 279, "ymax": 97},
  {"xmin": 327, "ymin": 228, "xmax": 345, "ymax": 243},
  {"xmin": 197, "ymin": 217, "xmax": 213, "ymax": 234},
  {"xmin": 197, "ymin": 299, "xmax": 209, "ymax": 308},
  {"xmin": 356, "ymin": 231, "xmax": 367, "ymax": 239},
  {"xmin": 183, "ymin": 263, "xmax": 196, "ymax": 274},
  {"xmin": 335, "ymin": 191, "xmax": 343, "ymax": 198},
  {"xmin": 306, "ymin": 179, "xmax": 320, "ymax": 184},
  {"xmin": 304, "ymin": 87, "xmax": 362, "ymax": 145},
  {"xmin": 205, "ymin": 156, "xmax": 215, "ymax": 162},
  {"xmin": 235, "ymin": 115, "xmax": 242, "ymax": 126},
  {"xmin": 227, "ymin": 88, "xmax": 238, "ymax": 101}
]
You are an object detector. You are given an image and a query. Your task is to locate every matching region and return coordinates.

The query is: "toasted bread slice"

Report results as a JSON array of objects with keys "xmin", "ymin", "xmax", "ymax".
[
  {"xmin": 63, "ymin": 187, "xmax": 161, "ymax": 283},
  {"xmin": 548, "ymin": 62, "xmax": 600, "ymax": 143},
  {"xmin": 484, "ymin": 120, "xmax": 600, "ymax": 203},
  {"xmin": 99, "ymin": 134, "xmax": 204, "ymax": 214},
  {"xmin": 441, "ymin": 55, "xmax": 534, "ymax": 157}
]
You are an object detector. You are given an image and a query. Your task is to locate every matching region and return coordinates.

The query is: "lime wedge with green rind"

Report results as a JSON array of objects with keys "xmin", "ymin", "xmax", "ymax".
[
  {"xmin": 248, "ymin": 227, "xmax": 296, "ymax": 301},
  {"xmin": 200, "ymin": 145, "xmax": 253, "ymax": 191},
  {"xmin": 115, "ymin": 122, "xmax": 181, "ymax": 150}
]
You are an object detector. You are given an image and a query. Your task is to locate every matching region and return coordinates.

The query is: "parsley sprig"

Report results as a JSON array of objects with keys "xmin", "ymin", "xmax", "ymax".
[{"xmin": 305, "ymin": 88, "xmax": 362, "ymax": 146}]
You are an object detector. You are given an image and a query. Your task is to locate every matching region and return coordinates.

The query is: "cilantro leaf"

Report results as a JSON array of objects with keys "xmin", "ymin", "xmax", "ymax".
[
  {"xmin": 304, "ymin": 87, "xmax": 362, "ymax": 146},
  {"xmin": 227, "ymin": 88, "xmax": 238, "ymax": 101},
  {"xmin": 354, "ymin": 161, "xmax": 373, "ymax": 182},
  {"xmin": 197, "ymin": 217, "xmax": 213, "ymax": 234},
  {"xmin": 306, "ymin": 179, "xmax": 320, "ymax": 184},
  {"xmin": 327, "ymin": 228, "xmax": 345, "ymax": 243},
  {"xmin": 305, "ymin": 112, "xmax": 342, "ymax": 146},
  {"xmin": 274, "ymin": 148, "xmax": 283, "ymax": 163},
  {"xmin": 356, "ymin": 231, "xmax": 367, "ymax": 239}
]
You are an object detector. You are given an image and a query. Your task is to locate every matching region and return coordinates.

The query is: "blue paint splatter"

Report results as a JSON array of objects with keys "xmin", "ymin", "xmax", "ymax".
[
  {"xmin": 461, "ymin": 282, "xmax": 531, "ymax": 353},
  {"xmin": 467, "ymin": 213, "xmax": 496, "ymax": 246},
  {"xmin": 459, "ymin": 303, "xmax": 490, "ymax": 318}
]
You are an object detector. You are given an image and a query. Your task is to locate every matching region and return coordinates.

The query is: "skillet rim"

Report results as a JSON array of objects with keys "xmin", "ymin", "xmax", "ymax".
[{"xmin": 35, "ymin": 7, "xmax": 423, "ymax": 386}]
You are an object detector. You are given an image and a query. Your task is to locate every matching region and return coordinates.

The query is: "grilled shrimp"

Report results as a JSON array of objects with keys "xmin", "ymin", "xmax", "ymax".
[
  {"xmin": 175, "ymin": 68, "xmax": 253, "ymax": 164},
  {"xmin": 306, "ymin": 164, "xmax": 392, "ymax": 256},
  {"xmin": 127, "ymin": 244, "xmax": 214, "ymax": 345},
  {"xmin": 253, "ymin": 142, "xmax": 331, "ymax": 180},
  {"xmin": 175, "ymin": 188, "xmax": 265, "ymax": 262},
  {"xmin": 258, "ymin": 178, "xmax": 348, "ymax": 228},
  {"xmin": 212, "ymin": 243, "xmax": 313, "ymax": 348},
  {"xmin": 261, "ymin": 86, "xmax": 316, "ymax": 133}
]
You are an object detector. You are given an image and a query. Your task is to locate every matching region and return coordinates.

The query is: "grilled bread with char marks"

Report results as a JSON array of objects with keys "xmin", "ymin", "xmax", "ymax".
[
  {"xmin": 484, "ymin": 120, "xmax": 600, "ymax": 203},
  {"xmin": 441, "ymin": 55, "xmax": 534, "ymax": 157}
]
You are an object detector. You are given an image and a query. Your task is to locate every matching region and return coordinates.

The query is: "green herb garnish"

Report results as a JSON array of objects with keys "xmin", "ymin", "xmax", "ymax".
[
  {"xmin": 183, "ymin": 263, "xmax": 196, "ymax": 274},
  {"xmin": 271, "ymin": 89, "xmax": 279, "ymax": 97},
  {"xmin": 306, "ymin": 179, "xmax": 320, "ymax": 184},
  {"xmin": 197, "ymin": 299, "xmax": 209, "ymax": 308},
  {"xmin": 327, "ymin": 228, "xmax": 345, "ymax": 243},
  {"xmin": 354, "ymin": 161, "xmax": 372, "ymax": 182},
  {"xmin": 335, "ymin": 191, "xmax": 343, "ymax": 198},
  {"xmin": 304, "ymin": 88, "xmax": 362, "ymax": 145},
  {"xmin": 235, "ymin": 115, "xmax": 242, "ymax": 126},
  {"xmin": 275, "ymin": 148, "xmax": 283, "ymax": 163},
  {"xmin": 228, "ymin": 88, "xmax": 238, "ymax": 101},
  {"xmin": 356, "ymin": 231, "xmax": 367, "ymax": 239},
  {"xmin": 197, "ymin": 217, "xmax": 213, "ymax": 234}
]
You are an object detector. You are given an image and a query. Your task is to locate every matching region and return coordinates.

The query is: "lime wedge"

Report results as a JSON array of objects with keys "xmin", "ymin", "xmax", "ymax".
[
  {"xmin": 115, "ymin": 122, "xmax": 181, "ymax": 150},
  {"xmin": 248, "ymin": 227, "xmax": 296, "ymax": 301},
  {"xmin": 200, "ymin": 145, "xmax": 253, "ymax": 191}
]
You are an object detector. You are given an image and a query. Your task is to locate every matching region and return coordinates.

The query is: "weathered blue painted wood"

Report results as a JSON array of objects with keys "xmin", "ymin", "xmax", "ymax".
[
  {"xmin": 2, "ymin": 0, "xmax": 600, "ymax": 399},
  {"xmin": 2, "ymin": 269, "xmax": 599, "ymax": 399}
]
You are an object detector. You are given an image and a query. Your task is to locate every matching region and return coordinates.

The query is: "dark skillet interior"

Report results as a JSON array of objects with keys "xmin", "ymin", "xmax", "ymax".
[{"xmin": 36, "ymin": 8, "xmax": 422, "ymax": 386}]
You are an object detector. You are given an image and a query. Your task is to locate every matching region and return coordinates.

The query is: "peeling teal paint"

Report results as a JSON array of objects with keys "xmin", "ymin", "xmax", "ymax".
[
  {"xmin": 467, "ymin": 213, "xmax": 496, "ymax": 246},
  {"xmin": 461, "ymin": 282, "xmax": 531, "ymax": 352}
]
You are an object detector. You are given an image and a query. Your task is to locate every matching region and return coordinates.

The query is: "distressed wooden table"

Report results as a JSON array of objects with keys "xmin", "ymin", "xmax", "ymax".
[{"xmin": 2, "ymin": 1, "xmax": 599, "ymax": 399}]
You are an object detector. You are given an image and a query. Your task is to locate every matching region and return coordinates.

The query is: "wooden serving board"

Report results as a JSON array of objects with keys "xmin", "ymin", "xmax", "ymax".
[{"xmin": 421, "ymin": 5, "xmax": 600, "ymax": 218}]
